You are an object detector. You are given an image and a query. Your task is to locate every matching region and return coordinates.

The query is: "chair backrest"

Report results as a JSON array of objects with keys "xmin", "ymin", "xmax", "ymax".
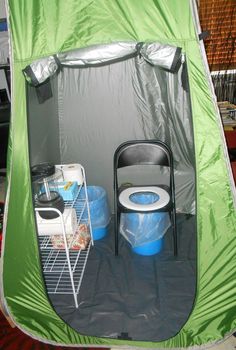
[{"xmin": 114, "ymin": 140, "xmax": 172, "ymax": 169}]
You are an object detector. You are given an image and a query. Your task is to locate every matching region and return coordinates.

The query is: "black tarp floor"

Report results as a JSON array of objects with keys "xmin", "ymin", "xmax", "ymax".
[{"xmin": 48, "ymin": 214, "xmax": 196, "ymax": 342}]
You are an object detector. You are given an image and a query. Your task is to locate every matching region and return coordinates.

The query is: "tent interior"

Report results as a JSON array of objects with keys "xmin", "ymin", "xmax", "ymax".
[{"xmin": 26, "ymin": 47, "xmax": 197, "ymax": 342}]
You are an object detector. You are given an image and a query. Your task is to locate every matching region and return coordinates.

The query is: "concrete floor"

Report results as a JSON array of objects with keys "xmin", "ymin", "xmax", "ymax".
[
  {"xmin": 205, "ymin": 336, "xmax": 236, "ymax": 350},
  {"xmin": 110, "ymin": 336, "xmax": 236, "ymax": 349}
]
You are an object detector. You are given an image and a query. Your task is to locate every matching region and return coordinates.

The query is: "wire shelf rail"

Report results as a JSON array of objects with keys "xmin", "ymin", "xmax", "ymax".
[
  {"xmin": 39, "ymin": 237, "xmax": 91, "ymax": 295},
  {"xmin": 35, "ymin": 165, "xmax": 93, "ymax": 308}
]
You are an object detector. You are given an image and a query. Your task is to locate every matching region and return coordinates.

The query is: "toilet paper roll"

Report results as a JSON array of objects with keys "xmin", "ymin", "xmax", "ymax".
[
  {"xmin": 36, "ymin": 208, "xmax": 77, "ymax": 236},
  {"xmin": 54, "ymin": 168, "xmax": 64, "ymax": 182},
  {"xmin": 61, "ymin": 164, "xmax": 84, "ymax": 185}
]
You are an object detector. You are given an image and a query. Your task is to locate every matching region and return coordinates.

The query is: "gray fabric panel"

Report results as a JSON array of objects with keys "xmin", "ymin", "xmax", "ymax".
[
  {"xmin": 27, "ymin": 77, "xmax": 61, "ymax": 166},
  {"xmin": 58, "ymin": 57, "xmax": 195, "ymax": 213},
  {"xmin": 133, "ymin": 58, "xmax": 195, "ymax": 213},
  {"xmin": 133, "ymin": 58, "xmax": 194, "ymax": 169},
  {"xmin": 58, "ymin": 59, "xmax": 144, "ymax": 209}
]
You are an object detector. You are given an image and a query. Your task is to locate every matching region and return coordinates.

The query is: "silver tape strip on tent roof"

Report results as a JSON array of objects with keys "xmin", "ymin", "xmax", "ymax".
[{"xmin": 23, "ymin": 42, "xmax": 182, "ymax": 85}]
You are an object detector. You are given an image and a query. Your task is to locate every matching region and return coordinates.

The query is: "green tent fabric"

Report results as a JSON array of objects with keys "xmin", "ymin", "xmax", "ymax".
[{"xmin": 1, "ymin": 0, "xmax": 236, "ymax": 348}]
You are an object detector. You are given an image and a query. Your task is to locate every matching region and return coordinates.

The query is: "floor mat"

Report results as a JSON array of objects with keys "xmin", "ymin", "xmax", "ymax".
[{"xmin": 49, "ymin": 214, "xmax": 196, "ymax": 342}]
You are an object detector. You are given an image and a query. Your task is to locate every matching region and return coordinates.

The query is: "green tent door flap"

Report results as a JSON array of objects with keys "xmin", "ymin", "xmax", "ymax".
[{"xmin": 1, "ymin": 0, "xmax": 236, "ymax": 348}]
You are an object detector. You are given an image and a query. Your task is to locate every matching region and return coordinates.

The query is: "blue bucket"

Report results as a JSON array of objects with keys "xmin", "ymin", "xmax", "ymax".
[
  {"xmin": 80, "ymin": 186, "xmax": 111, "ymax": 240},
  {"xmin": 121, "ymin": 192, "xmax": 169, "ymax": 256},
  {"xmin": 132, "ymin": 238, "xmax": 163, "ymax": 256},
  {"xmin": 92, "ymin": 226, "xmax": 108, "ymax": 240},
  {"xmin": 0, "ymin": 20, "xmax": 7, "ymax": 32}
]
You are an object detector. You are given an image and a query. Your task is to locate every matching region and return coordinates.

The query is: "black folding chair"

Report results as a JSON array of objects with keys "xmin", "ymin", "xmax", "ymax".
[{"xmin": 113, "ymin": 140, "xmax": 177, "ymax": 256}]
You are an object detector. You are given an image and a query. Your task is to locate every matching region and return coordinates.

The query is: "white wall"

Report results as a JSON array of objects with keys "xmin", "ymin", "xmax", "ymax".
[{"xmin": 0, "ymin": 0, "xmax": 6, "ymax": 18}]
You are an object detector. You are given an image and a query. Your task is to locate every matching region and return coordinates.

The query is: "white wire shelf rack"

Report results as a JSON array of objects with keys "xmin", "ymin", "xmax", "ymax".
[
  {"xmin": 39, "ymin": 236, "xmax": 91, "ymax": 295},
  {"xmin": 35, "ymin": 164, "xmax": 93, "ymax": 308}
]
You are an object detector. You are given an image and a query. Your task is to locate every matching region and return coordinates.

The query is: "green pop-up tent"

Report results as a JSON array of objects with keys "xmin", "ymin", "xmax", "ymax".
[{"xmin": 1, "ymin": 0, "xmax": 236, "ymax": 348}]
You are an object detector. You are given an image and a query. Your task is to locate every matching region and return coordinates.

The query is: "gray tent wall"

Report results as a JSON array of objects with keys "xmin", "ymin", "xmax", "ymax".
[
  {"xmin": 27, "ymin": 78, "xmax": 60, "ymax": 165},
  {"xmin": 26, "ymin": 53, "xmax": 197, "ymax": 341},
  {"xmin": 27, "ymin": 53, "xmax": 195, "ymax": 214}
]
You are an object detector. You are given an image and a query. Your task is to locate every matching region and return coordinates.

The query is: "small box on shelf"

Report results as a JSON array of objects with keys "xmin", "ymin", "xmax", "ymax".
[{"xmin": 56, "ymin": 181, "xmax": 78, "ymax": 201}]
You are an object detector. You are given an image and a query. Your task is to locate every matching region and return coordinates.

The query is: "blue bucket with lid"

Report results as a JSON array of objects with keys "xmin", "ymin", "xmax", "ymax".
[{"xmin": 121, "ymin": 192, "xmax": 169, "ymax": 256}]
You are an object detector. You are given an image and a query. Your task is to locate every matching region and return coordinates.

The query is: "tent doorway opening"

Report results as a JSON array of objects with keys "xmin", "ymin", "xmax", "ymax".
[{"xmin": 26, "ymin": 43, "xmax": 197, "ymax": 342}]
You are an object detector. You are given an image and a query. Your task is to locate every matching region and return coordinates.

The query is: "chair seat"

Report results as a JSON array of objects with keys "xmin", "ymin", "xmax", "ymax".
[{"xmin": 118, "ymin": 186, "xmax": 170, "ymax": 212}]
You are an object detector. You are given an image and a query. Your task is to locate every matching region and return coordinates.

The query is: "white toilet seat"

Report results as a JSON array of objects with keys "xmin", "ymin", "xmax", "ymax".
[{"xmin": 119, "ymin": 186, "xmax": 170, "ymax": 212}]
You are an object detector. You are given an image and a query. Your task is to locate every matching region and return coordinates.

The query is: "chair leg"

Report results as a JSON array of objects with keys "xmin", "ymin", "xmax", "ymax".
[
  {"xmin": 114, "ymin": 210, "xmax": 119, "ymax": 256},
  {"xmin": 171, "ymin": 208, "xmax": 177, "ymax": 256}
]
